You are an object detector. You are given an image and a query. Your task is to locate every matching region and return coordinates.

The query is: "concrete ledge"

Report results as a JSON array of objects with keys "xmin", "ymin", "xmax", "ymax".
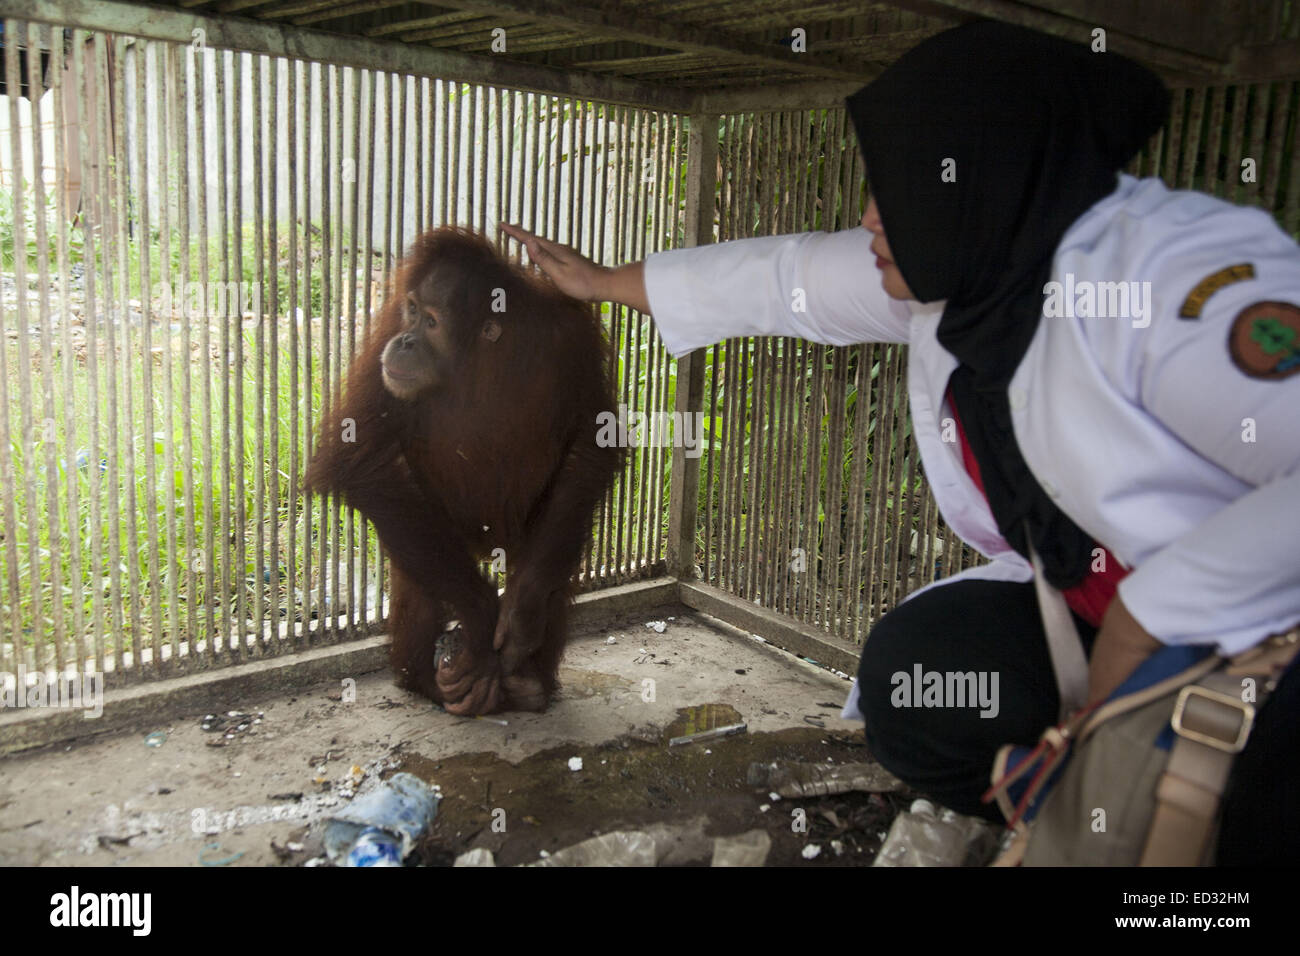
[
  {"xmin": 0, "ymin": 637, "xmax": 392, "ymax": 756},
  {"xmin": 678, "ymin": 581, "xmax": 863, "ymax": 676},
  {"xmin": 571, "ymin": 576, "xmax": 681, "ymax": 631}
]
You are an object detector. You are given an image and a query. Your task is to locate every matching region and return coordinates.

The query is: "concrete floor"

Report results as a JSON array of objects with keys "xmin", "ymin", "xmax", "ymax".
[{"xmin": 0, "ymin": 604, "xmax": 881, "ymax": 866}]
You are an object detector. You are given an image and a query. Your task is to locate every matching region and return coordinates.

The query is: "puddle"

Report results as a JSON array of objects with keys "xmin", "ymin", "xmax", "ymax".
[
  {"xmin": 399, "ymin": 725, "xmax": 916, "ymax": 866},
  {"xmin": 663, "ymin": 703, "xmax": 743, "ymax": 741}
]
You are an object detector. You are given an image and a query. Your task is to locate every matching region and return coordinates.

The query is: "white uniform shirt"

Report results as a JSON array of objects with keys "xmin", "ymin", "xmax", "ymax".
[{"xmin": 644, "ymin": 174, "xmax": 1300, "ymax": 717}]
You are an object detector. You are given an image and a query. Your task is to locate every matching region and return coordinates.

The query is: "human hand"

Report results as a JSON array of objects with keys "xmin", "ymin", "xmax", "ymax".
[
  {"xmin": 1088, "ymin": 594, "xmax": 1163, "ymax": 703},
  {"xmin": 499, "ymin": 223, "xmax": 609, "ymax": 301}
]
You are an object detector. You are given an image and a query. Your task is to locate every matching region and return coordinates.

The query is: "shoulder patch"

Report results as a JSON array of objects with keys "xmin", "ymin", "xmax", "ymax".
[
  {"xmin": 1228, "ymin": 301, "xmax": 1300, "ymax": 380},
  {"xmin": 1179, "ymin": 263, "xmax": 1255, "ymax": 319}
]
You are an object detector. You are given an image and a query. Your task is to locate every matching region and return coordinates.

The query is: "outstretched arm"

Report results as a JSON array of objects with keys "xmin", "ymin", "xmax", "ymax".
[
  {"xmin": 500, "ymin": 222, "xmax": 913, "ymax": 357},
  {"xmin": 500, "ymin": 222, "xmax": 649, "ymax": 313}
]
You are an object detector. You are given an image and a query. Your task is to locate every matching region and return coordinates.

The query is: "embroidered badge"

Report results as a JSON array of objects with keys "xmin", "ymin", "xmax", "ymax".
[
  {"xmin": 1178, "ymin": 263, "xmax": 1256, "ymax": 319},
  {"xmin": 1228, "ymin": 301, "xmax": 1300, "ymax": 380}
]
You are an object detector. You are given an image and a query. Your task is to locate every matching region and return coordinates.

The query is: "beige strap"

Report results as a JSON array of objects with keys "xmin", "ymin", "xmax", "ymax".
[
  {"xmin": 1026, "ymin": 538, "xmax": 1090, "ymax": 719},
  {"xmin": 1140, "ymin": 629, "xmax": 1299, "ymax": 866}
]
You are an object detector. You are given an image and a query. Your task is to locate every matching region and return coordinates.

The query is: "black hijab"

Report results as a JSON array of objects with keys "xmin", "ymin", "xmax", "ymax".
[{"xmin": 846, "ymin": 21, "xmax": 1169, "ymax": 587}]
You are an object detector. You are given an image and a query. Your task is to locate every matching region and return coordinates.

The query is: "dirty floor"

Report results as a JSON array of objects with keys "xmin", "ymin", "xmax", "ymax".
[{"xmin": 0, "ymin": 606, "xmax": 915, "ymax": 866}]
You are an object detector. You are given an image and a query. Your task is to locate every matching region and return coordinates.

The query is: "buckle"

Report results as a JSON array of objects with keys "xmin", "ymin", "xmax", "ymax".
[{"xmin": 1171, "ymin": 686, "xmax": 1254, "ymax": 754}]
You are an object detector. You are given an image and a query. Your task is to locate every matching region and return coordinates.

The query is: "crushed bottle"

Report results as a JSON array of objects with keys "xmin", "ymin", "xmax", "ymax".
[
  {"xmin": 323, "ymin": 772, "xmax": 440, "ymax": 867},
  {"xmin": 872, "ymin": 799, "xmax": 1000, "ymax": 867}
]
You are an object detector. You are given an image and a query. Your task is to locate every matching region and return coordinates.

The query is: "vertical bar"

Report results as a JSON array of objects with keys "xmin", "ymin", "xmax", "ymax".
[
  {"xmin": 1162, "ymin": 87, "xmax": 1186, "ymax": 184},
  {"xmin": 627, "ymin": 109, "xmax": 646, "ymax": 574},
  {"xmin": 266, "ymin": 53, "xmax": 281, "ymax": 645},
  {"xmin": 1, "ymin": 20, "xmax": 31, "ymax": 676},
  {"xmin": 1244, "ymin": 82, "xmax": 1270, "ymax": 208},
  {"xmin": 317, "ymin": 63, "xmax": 332, "ymax": 639},
  {"xmin": 28, "ymin": 24, "xmax": 67, "ymax": 674},
  {"xmin": 133, "ymin": 39, "xmax": 157, "ymax": 673},
  {"xmin": 250, "ymin": 50, "xmax": 267, "ymax": 652},
  {"xmin": 1260, "ymin": 81, "xmax": 1290, "ymax": 212},
  {"xmin": 174, "ymin": 41, "xmax": 197, "ymax": 661},
  {"xmin": 231, "ymin": 51, "xmax": 247, "ymax": 659},
  {"xmin": 155, "ymin": 41, "xmax": 179, "ymax": 666},
  {"xmin": 666, "ymin": 112, "xmax": 717, "ymax": 579},
  {"xmin": 1283, "ymin": 83, "xmax": 1300, "ymax": 233},
  {"xmin": 286, "ymin": 57, "xmax": 300, "ymax": 647},
  {"xmin": 301, "ymin": 59, "xmax": 316, "ymax": 642},
  {"xmin": 345, "ymin": 65, "xmax": 361, "ymax": 631},
  {"xmin": 73, "ymin": 29, "xmax": 106, "ymax": 675}
]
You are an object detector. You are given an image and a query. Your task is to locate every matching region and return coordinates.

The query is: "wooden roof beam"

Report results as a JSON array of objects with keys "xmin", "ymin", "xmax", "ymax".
[{"xmin": 423, "ymin": 0, "xmax": 878, "ymax": 81}]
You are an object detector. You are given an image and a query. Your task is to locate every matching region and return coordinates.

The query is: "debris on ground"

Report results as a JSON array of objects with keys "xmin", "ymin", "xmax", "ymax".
[
  {"xmin": 200, "ymin": 710, "xmax": 265, "ymax": 746},
  {"xmin": 872, "ymin": 798, "xmax": 1000, "ymax": 867},
  {"xmin": 747, "ymin": 759, "xmax": 907, "ymax": 798},
  {"xmin": 711, "ymin": 829, "xmax": 771, "ymax": 867},
  {"xmin": 669, "ymin": 722, "xmax": 747, "ymax": 747},
  {"xmin": 323, "ymin": 771, "xmax": 440, "ymax": 867},
  {"xmin": 453, "ymin": 847, "xmax": 497, "ymax": 867},
  {"xmin": 528, "ymin": 830, "xmax": 656, "ymax": 867}
]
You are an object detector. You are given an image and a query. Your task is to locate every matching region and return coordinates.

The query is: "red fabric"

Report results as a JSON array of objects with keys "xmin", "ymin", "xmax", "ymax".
[{"xmin": 944, "ymin": 386, "xmax": 1128, "ymax": 627}]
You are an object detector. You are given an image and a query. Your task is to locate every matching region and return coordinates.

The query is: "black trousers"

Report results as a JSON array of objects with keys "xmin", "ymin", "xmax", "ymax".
[{"xmin": 855, "ymin": 578, "xmax": 1299, "ymax": 865}]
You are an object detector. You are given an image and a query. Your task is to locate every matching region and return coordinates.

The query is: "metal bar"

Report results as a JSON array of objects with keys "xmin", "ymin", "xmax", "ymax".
[
  {"xmin": 1, "ymin": 20, "xmax": 30, "ymax": 678},
  {"xmin": 628, "ymin": 109, "xmax": 647, "ymax": 575},
  {"xmin": 251, "ymin": 49, "xmax": 268, "ymax": 653},
  {"xmin": 174, "ymin": 41, "xmax": 198, "ymax": 661},
  {"xmin": 1225, "ymin": 83, "xmax": 1250, "ymax": 204},
  {"xmin": 121, "ymin": 37, "xmax": 144, "ymax": 674},
  {"xmin": 195, "ymin": 39, "xmax": 216, "ymax": 662},
  {"xmin": 1284, "ymin": 85, "xmax": 1300, "ymax": 233},
  {"xmin": 665, "ymin": 112, "xmax": 716, "ymax": 579},
  {"xmin": 1260, "ymin": 81, "xmax": 1290, "ymax": 211},
  {"xmin": 301, "ymin": 58, "xmax": 316, "ymax": 644},
  {"xmin": 268, "ymin": 53, "xmax": 283, "ymax": 645},
  {"xmin": 1179, "ymin": 86, "xmax": 1207, "ymax": 190},
  {"xmin": 1203, "ymin": 85, "xmax": 1228, "ymax": 195},
  {"xmin": 73, "ymin": 29, "xmax": 104, "ymax": 676},
  {"xmin": 345, "ymin": 65, "xmax": 363, "ymax": 629},
  {"xmin": 230, "ymin": 50, "xmax": 247, "ymax": 662},
  {"xmin": 1244, "ymin": 82, "xmax": 1270, "ymax": 205},
  {"xmin": 321, "ymin": 61, "xmax": 337, "ymax": 640},
  {"xmin": 155, "ymin": 41, "xmax": 180, "ymax": 666},
  {"xmin": 28, "ymin": 23, "xmax": 65, "ymax": 674},
  {"xmin": 1163, "ymin": 86, "xmax": 1187, "ymax": 184}
]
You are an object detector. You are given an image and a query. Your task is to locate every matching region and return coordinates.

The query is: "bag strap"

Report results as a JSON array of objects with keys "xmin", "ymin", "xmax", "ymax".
[
  {"xmin": 1140, "ymin": 629, "xmax": 1299, "ymax": 865},
  {"xmin": 1026, "ymin": 532, "xmax": 1090, "ymax": 720}
]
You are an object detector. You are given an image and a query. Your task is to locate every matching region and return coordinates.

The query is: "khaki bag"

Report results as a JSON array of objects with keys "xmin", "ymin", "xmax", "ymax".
[{"xmin": 986, "ymin": 628, "xmax": 1298, "ymax": 866}]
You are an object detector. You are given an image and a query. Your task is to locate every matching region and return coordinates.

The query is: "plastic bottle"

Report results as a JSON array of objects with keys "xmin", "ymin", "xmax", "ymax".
[
  {"xmin": 872, "ymin": 798, "xmax": 995, "ymax": 867},
  {"xmin": 323, "ymin": 772, "xmax": 440, "ymax": 867},
  {"xmin": 346, "ymin": 826, "xmax": 404, "ymax": 867}
]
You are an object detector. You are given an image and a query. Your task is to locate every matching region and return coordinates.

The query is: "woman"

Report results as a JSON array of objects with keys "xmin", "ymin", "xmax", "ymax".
[{"xmin": 503, "ymin": 21, "xmax": 1300, "ymax": 864}]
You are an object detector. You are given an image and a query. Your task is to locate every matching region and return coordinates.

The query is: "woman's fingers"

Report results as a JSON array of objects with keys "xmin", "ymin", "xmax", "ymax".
[
  {"xmin": 501, "ymin": 221, "xmax": 557, "ymax": 268},
  {"xmin": 500, "ymin": 222, "xmax": 603, "ymax": 300}
]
